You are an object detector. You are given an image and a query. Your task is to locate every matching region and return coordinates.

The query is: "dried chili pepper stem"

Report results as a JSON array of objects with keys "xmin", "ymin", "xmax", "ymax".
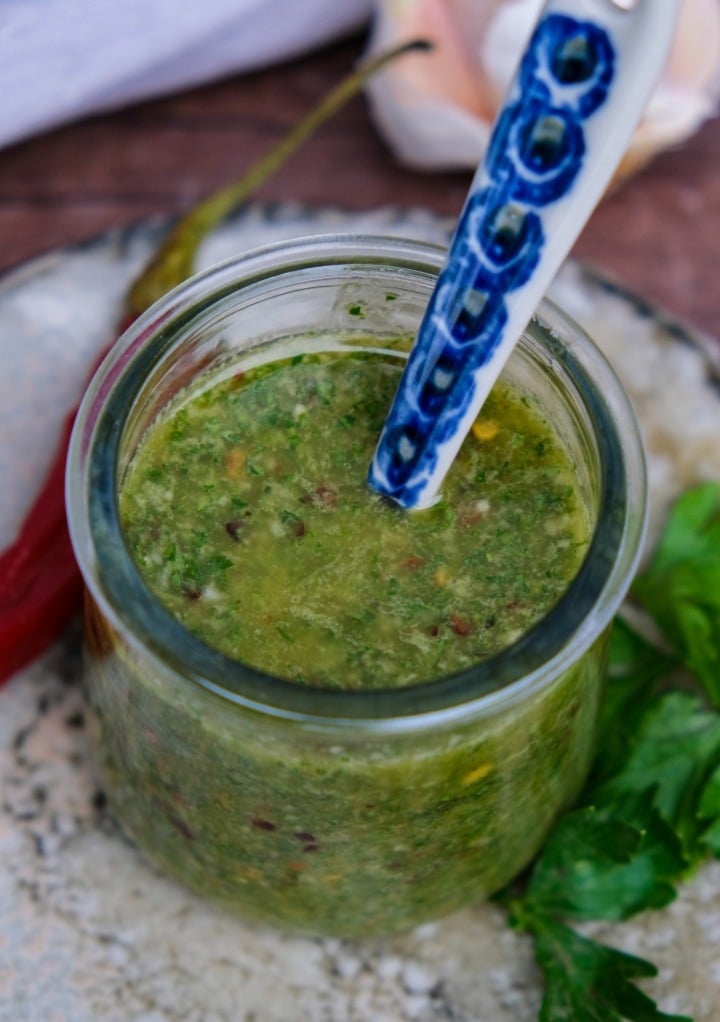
[{"xmin": 127, "ymin": 39, "xmax": 432, "ymax": 316}]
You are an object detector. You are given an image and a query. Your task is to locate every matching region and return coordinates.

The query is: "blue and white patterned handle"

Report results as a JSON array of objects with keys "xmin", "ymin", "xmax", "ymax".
[{"xmin": 369, "ymin": 0, "xmax": 679, "ymax": 509}]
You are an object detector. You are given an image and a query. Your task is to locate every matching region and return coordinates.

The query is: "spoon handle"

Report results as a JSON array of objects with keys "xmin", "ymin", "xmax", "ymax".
[{"xmin": 369, "ymin": 0, "xmax": 679, "ymax": 510}]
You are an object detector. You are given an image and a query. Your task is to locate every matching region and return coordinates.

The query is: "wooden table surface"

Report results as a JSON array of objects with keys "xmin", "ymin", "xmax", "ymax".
[{"xmin": 0, "ymin": 34, "xmax": 718, "ymax": 343}]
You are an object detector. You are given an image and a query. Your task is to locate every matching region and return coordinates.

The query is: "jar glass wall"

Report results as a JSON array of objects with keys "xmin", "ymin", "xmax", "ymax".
[{"xmin": 66, "ymin": 236, "xmax": 647, "ymax": 936}]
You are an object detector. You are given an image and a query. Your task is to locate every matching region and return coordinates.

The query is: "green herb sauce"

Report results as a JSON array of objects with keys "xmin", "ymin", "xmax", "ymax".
[
  {"xmin": 83, "ymin": 342, "xmax": 604, "ymax": 935},
  {"xmin": 119, "ymin": 349, "xmax": 589, "ymax": 689}
]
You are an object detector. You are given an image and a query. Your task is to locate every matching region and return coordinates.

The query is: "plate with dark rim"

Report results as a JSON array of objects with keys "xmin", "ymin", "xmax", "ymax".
[{"xmin": 1, "ymin": 204, "xmax": 719, "ymax": 1022}]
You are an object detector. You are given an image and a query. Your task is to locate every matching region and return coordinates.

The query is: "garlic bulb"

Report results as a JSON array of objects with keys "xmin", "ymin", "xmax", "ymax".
[{"xmin": 364, "ymin": 0, "xmax": 720, "ymax": 179}]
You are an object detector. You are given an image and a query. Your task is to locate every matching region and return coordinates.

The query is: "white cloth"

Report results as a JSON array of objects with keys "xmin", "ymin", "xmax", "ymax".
[{"xmin": 0, "ymin": 0, "xmax": 373, "ymax": 150}]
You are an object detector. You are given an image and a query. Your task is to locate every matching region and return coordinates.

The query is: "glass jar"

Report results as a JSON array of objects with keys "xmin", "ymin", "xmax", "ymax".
[{"xmin": 66, "ymin": 236, "xmax": 646, "ymax": 936}]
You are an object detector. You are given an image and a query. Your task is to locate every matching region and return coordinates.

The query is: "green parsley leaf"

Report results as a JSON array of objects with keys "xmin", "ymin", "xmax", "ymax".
[
  {"xmin": 522, "ymin": 797, "xmax": 684, "ymax": 922},
  {"xmin": 591, "ymin": 692, "xmax": 720, "ymax": 863},
  {"xmin": 501, "ymin": 483, "xmax": 720, "ymax": 1022},
  {"xmin": 632, "ymin": 483, "xmax": 720, "ymax": 706},
  {"xmin": 698, "ymin": 762, "xmax": 720, "ymax": 854},
  {"xmin": 638, "ymin": 484, "xmax": 720, "ymax": 570},
  {"xmin": 530, "ymin": 916, "xmax": 691, "ymax": 1022},
  {"xmin": 590, "ymin": 618, "xmax": 678, "ymax": 788}
]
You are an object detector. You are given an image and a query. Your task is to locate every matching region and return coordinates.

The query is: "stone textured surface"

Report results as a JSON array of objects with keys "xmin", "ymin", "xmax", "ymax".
[
  {"xmin": 2, "ymin": 634, "xmax": 720, "ymax": 1022},
  {"xmin": 1, "ymin": 207, "xmax": 720, "ymax": 1020}
]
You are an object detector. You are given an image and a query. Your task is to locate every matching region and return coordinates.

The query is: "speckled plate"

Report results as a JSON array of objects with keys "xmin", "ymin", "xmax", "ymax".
[{"xmin": 1, "ymin": 205, "xmax": 720, "ymax": 1022}]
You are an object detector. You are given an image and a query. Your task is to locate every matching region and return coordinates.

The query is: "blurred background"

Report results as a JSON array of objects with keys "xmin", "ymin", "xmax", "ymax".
[{"xmin": 0, "ymin": 0, "xmax": 718, "ymax": 338}]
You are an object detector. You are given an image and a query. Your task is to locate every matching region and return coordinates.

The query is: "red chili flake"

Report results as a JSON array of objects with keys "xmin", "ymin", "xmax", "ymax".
[
  {"xmin": 450, "ymin": 614, "xmax": 471, "ymax": 636},
  {"xmin": 427, "ymin": 624, "xmax": 440, "ymax": 637},
  {"xmin": 400, "ymin": 555, "xmax": 425, "ymax": 570},
  {"xmin": 182, "ymin": 585, "xmax": 202, "ymax": 601},
  {"xmin": 314, "ymin": 484, "xmax": 338, "ymax": 508},
  {"xmin": 301, "ymin": 485, "xmax": 338, "ymax": 509},
  {"xmin": 251, "ymin": 817, "xmax": 276, "ymax": 832},
  {"xmin": 459, "ymin": 508, "xmax": 484, "ymax": 528},
  {"xmin": 169, "ymin": 814, "xmax": 195, "ymax": 841},
  {"xmin": 225, "ymin": 519, "xmax": 246, "ymax": 542},
  {"xmin": 566, "ymin": 699, "xmax": 580, "ymax": 719},
  {"xmin": 294, "ymin": 831, "xmax": 316, "ymax": 843},
  {"xmin": 293, "ymin": 520, "xmax": 306, "ymax": 539}
]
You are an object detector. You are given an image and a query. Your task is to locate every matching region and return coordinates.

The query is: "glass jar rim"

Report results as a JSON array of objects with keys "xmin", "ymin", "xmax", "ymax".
[{"xmin": 66, "ymin": 234, "xmax": 647, "ymax": 731}]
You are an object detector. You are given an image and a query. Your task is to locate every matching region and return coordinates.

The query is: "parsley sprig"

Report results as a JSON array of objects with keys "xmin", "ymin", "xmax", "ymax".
[{"xmin": 499, "ymin": 482, "xmax": 720, "ymax": 1022}]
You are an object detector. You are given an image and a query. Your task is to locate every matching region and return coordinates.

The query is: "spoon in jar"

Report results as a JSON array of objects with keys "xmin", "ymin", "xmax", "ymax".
[{"xmin": 368, "ymin": 0, "xmax": 679, "ymax": 510}]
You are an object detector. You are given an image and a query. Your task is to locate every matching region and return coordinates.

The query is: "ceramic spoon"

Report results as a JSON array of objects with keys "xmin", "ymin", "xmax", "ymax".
[{"xmin": 368, "ymin": 0, "xmax": 679, "ymax": 509}]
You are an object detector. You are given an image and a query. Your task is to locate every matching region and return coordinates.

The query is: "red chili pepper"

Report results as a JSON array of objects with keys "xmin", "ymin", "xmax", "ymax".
[
  {"xmin": 0, "ymin": 508, "xmax": 84, "ymax": 683},
  {"xmin": 0, "ymin": 323, "xmax": 133, "ymax": 684}
]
